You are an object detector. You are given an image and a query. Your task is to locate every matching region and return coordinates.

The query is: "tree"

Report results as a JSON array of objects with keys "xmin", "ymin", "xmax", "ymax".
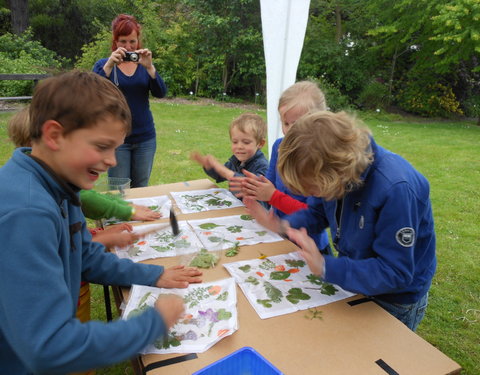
[
  {"xmin": 180, "ymin": 0, "xmax": 264, "ymax": 97},
  {"xmin": 430, "ymin": 0, "xmax": 480, "ymax": 73},
  {"xmin": 7, "ymin": 0, "xmax": 28, "ymax": 35}
]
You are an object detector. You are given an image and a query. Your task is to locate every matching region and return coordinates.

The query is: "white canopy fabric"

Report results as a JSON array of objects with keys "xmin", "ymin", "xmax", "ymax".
[{"xmin": 260, "ymin": 0, "xmax": 311, "ymax": 157}]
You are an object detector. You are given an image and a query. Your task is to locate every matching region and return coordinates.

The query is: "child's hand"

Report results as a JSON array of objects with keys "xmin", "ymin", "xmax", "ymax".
[
  {"xmin": 105, "ymin": 223, "xmax": 133, "ymax": 233},
  {"xmin": 156, "ymin": 265, "xmax": 203, "ymax": 289},
  {"xmin": 190, "ymin": 151, "xmax": 211, "ymax": 169},
  {"xmin": 154, "ymin": 294, "xmax": 185, "ymax": 329},
  {"xmin": 228, "ymin": 176, "xmax": 245, "ymax": 198},
  {"xmin": 243, "ymin": 197, "xmax": 285, "ymax": 233},
  {"xmin": 241, "ymin": 169, "xmax": 275, "ymax": 202},
  {"xmin": 131, "ymin": 204, "xmax": 162, "ymax": 221},
  {"xmin": 228, "ymin": 176, "xmax": 244, "ymax": 197},
  {"xmin": 92, "ymin": 223, "xmax": 139, "ymax": 249},
  {"xmin": 286, "ymin": 227, "xmax": 325, "ymax": 277}
]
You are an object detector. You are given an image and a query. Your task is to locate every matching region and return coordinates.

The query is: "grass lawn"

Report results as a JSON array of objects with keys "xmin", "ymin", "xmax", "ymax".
[{"xmin": 0, "ymin": 100, "xmax": 478, "ymax": 374}]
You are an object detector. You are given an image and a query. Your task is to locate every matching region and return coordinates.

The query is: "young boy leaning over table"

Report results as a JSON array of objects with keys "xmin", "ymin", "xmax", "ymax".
[
  {"xmin": 0, "ymin": 70, "xmax": 202, "ymax": 375},
  {"xmin": 190, "ymin": 112, "xmax": 269, "ymax": 193},
  {"xmin": 7, "ymin": 105, "xmax": 160, "ymax": 248},
  {"xmin": 244, "ymin": 110, "xmax": 436, "ymax": 332}
]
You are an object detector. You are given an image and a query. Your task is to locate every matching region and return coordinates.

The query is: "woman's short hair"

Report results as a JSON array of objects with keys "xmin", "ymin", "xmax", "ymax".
[{"xmin": 111, "ymin": 14, "xmax": 142, "ymax": 51}]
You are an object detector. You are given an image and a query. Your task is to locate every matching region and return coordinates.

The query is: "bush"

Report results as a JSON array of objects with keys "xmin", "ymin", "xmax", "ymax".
[
  {"xmin": 0, "ymin": 29, "xmax": 65, "ymax": 97},
  {"xmin": 357, "ymin": 80, "xmax": 390, "ymax": 110},
  {"xmin": 74, "ymin": 30, "xmax": 111, "ymax": 71},
  {"xmin": 396, "ymin": 81, "xmax": 464, "ymax": 118},
  {"xmin": 314, "ymin": 78, "xmax": 353, "ymax": 112},
  {"xmin": 461, "ymin": 95, "xmax": 480, "ymax": 119}
]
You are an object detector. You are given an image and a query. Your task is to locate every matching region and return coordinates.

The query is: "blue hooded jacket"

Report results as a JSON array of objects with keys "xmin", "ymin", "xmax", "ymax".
[
  {"xmin": 0, "ymin": 148, "xmax": 168, "ymax": 375},
  {"xmin": 285, "ymin": 139, "xmax": 436, "ymax": 304}
]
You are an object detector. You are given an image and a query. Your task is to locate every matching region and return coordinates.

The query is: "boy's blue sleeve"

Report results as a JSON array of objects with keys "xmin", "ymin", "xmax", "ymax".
[
  {"xmin": 285, "ymin": 197, "xmax": 329, "ymax": 234},
  {"xmin": 266, "ymin": 138, "xmax": 280, "ymax": 183},
  {"xmin": 0, "ymin": 208, "xmax": 167, "ymax": 374},
  {"xmin": 323, "ymin": 183, "xmax": 425, "ymax": 296},
  {"xmin": 203, "ymin": 166, "xmax": 226, "ymax": 183}
]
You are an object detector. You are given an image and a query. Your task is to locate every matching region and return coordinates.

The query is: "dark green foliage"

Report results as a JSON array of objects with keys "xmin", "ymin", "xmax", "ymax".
[
  {"xmin": 1, "ymin": 0, "xmax": 479, "ymax": 119},
  {"xmin": 357, "ymin": 80, "xmax": 390, "ymax": 110},
  {"xmin": 0, "ymin": 29, "xmax": 64, "ymax": 96}
]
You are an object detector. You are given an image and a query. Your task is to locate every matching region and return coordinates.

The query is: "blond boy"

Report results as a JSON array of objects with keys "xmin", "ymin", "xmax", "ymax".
[
  {"xmin": 245, "ymin": 111, "xmax": 436, "ymax": 331},
  {"xmin": 191, "ymin": 113, "xmax": 268, "ymax": 185}
]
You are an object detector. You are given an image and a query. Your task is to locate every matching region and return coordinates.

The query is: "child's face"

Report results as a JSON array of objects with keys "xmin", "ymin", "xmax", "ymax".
[
  {"xmin": 51, "ymin": 117, "xmax": 126, "ymax": 190},
  {"xmin": 280, "ymin": 105, "xmax": 307, "ymax": 136},
  {"xmin": 230, "ymin": 126, "xmax": 261, "ymax": 163}
]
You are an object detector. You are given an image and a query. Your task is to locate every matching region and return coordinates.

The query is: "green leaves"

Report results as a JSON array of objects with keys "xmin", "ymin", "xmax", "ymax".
[
  {"xmin": 240, "ymin": 214, "xmax": 253, "ymax": 221},
  {"xmin": 239, "ymin": 264, "xmax": 251, "ymax": 273},
  {"xmin": 226, "ymin": 225, "xmax": 242, "ymax": 233},
  {"xmin": 270, "ymin": 271, "xmax": 291, "ymax": 280},
  {"xmin": 306, "ymin": 274, "xmax": 338, "ymax": 296},
  {"xmin": 264, "ymin": 281, "xmax": 282, "ymax": 303},
  {"xmin": 199, "ymin": 223, "xmax": 222, "ymax": 230},
  {"xmin": 285, "ymin": 259, "xmax": 306, "ymax": 268},
  {"xmin": 286, "ymin": 288, "xmax": 311, "ymax": 304},
  {"xmin": 189, "ymin": 249, "xmax": 219, "ymax": 269}
]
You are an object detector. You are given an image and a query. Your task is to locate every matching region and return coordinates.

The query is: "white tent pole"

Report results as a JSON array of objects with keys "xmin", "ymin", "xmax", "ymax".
[{"xmin": 260, "ymin": 0, "xmax": 311, "ymax": 157}]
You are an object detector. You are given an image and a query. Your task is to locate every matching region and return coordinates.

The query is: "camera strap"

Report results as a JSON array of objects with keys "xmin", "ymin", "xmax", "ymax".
[{"xmin": 113, "ymin": 65, "xmax": 119, "ymax": 86}]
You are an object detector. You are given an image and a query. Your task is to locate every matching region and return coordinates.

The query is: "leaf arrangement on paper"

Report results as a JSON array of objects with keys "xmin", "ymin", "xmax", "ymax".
[
  {"xmin": 188, "ymin": 214, "xmax": 283, "ymax": 250},
  {"xmin": 224, "ymin": 252, "xmax": 355, "ymax": 319},
  {"xmin": 115, "ymin": 221, "xmax": 203, "ymax": 262},
  {"xmin": 103, "ymin": 195, "xmax": 171, "ymax": 225},
  {"xmin": 170, "ymin": 188, "xmax": 244, "ymax": 213},
  {"xmin": 122, "ymin": 278, "xmax": 238, "ymax": 354}
]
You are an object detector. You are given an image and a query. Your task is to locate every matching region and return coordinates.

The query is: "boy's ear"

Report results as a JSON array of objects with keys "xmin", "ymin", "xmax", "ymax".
[
  {"xmin": 41, "ymin": 120, "xmax": 65, "ymax": 151},
  {"xmin": 257, "ymin": 139, "xmax": 266, "ymax": 149}
]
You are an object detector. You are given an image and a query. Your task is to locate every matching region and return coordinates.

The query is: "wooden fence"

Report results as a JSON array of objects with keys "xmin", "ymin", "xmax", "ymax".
[{"xmin": 0, "ymin": 73, "xmax": 50, "ymax": 101}]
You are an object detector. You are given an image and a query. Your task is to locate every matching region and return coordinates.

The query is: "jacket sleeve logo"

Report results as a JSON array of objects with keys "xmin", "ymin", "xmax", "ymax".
[{"xmin": 396, "ymin": 227, "xmax": 415, "ymax": 247}]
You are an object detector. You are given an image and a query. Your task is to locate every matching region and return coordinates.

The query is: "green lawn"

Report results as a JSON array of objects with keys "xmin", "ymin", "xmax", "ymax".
[{"xmin": 0, "ymin": 101, "xmax": 478, "ymax": 374}]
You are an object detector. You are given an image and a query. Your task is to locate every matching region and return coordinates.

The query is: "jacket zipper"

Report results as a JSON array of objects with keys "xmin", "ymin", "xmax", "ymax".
[{"xmin": 334, "ymin": 197, "xmax": 345, "ymax": 251}]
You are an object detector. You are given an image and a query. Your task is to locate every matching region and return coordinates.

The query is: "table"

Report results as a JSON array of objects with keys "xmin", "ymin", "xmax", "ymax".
[{"xmin": 114, "ymin": 179, "xmax": 461, "ymax": 375}]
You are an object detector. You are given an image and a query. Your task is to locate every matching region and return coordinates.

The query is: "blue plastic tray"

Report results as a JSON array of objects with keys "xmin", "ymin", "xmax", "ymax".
[{"xmin": 193, "ymin": 346, "xmax": 283, "ymax": 375}]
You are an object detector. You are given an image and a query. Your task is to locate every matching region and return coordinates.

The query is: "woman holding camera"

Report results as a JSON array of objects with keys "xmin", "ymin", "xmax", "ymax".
[{"xmin": 93, "ymin": 14, "xmax": 167, "ymax": 188}]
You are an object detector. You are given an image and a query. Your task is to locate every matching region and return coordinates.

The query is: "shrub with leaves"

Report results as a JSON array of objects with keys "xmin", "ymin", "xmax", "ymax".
[
  {"xmin": 0, "ymin": 29, "xmax": 64, "ymax": 97},
  {"xmin": 357, "ymin": 79, "xmax": 390, "ymax": 110},
  {"xmin": 396, "ymin": 81, "xmax": 464, "ymax": 118},
  {"xmin": 314, "ymin": 77, "xmax": 353, "ymax": 112}
]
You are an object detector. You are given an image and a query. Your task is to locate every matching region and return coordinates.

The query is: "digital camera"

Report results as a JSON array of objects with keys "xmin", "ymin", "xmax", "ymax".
[{"xmin": 124, "ymin": 52, "xmax": 139, "ymax": 62}]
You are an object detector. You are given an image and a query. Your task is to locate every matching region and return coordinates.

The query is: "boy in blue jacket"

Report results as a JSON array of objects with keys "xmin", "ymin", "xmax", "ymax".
[
  {"xmin": 0, "ymin": 71, "xmax": 202, "ymax": 375},
  {"xmin": 245, "ymin": 111, "xmax": 436, "ymax": 331},
  {"xmin": 190, "ymin": 112, "xmax": 268, "ymax": 187}
]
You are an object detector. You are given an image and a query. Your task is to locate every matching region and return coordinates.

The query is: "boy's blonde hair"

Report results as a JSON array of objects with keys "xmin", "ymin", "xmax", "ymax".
[
  {"xmin": 7, "ymin": 107, "xmax": 31, "ymax": 147},
  {"xmin": 29, "ymin": 70, "xmax": 131, "ymax": 141},
  {"xmin": 229, "ymin": 113, "xmax": 267, "ymax": 144},
  {"xmin": 278, "ymin": 111, "xmax": 373, "ymax": 201},
  {"xmin": 278, "ymin": 81, "xmax": 327, "ymax": 119}
]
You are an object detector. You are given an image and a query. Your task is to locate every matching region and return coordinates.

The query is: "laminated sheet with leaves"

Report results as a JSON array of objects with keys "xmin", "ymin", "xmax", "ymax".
[
  {"xmin": 170, "ymin": 188, "xmax": 244, "ymax": 213},
  {"xmin": 122, "ymin": 278, "xmax": 238, "ymax": 354},
  {"xmin": 224, "ymin": 252, "xmax": 355, "ymax": 319},
  {"xmin": 188, "ymin": 214, "xmax": 283, "ymax": 250}
]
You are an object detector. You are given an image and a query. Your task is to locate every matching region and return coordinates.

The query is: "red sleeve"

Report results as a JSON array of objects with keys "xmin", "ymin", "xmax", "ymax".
[{"xmin": 268, "ymin": 189, "xmax": 308, "ymax": 214}]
